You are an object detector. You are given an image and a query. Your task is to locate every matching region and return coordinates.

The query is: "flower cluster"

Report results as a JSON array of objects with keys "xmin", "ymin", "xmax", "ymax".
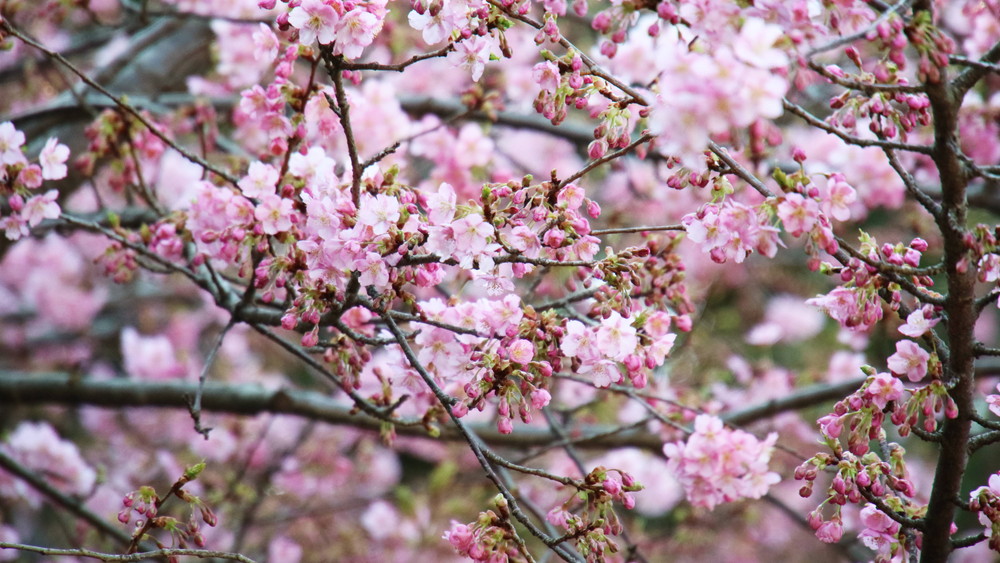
[
  {"xmin": 662, "ymin": 414, "xmax": 779, "ymax": 510},
  {"xmin": 0, "ymin": 122, "xmax": 66, "ymax": 240},
  {"xmin": 970, "ymin": 472, "xmax": 1000, "ymax": 552},
  {"xmin": 646, "ymin": 21, "xmax": 788, "ymax": 166},
  {"xmin": 682, "ymin": 199, "xmax": 781, "ymax": 264},
  {"xmin": 442, "ymin": 495, "xmax": 523, "ymax": 562},
  {"xmin": 117, "ymin": 463, "xmax": 218, "ymax": 550},
  {"xmin": 0, "ymin": 421, "xmax": 96, "ymax": 504},
  {"xmin": 283, "ymin": 0, "xmax": 386, "ymax": 58},
  {"xmin": 544, "ymin": 466, "xmax": 644, "ymax": 561}
]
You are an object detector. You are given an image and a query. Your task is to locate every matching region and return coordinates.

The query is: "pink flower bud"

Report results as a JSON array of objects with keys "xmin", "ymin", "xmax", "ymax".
[
  {"xmin": 530, "ymin": 388, "xmax": 551, "ymax": 409},
  {"xmin": 497, "ymin": 417, "xmax": 513, "ymax": 434},
  {"xmin": 603, "ymin": 477, "xmax": 622, "ymax": 495},
  {"xmin": 118, "ymin": 508, "xmax": 132, "ymax": 524}
]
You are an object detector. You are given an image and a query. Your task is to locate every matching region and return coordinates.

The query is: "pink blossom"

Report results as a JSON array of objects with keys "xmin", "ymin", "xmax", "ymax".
[
  {"xmin": 443, "ymin": 521, "xmax": 477, "ymax": 555},
  {"xmin": 583, "ymin": 359, "xmax": 621, "ymax": 388},
  {"xmin": 815, "ymin": 519, "xmax": 843, "ymax": 543},
  {"xmin": 777, "ymin": 193, "xmax": 820, "ymax": 237},
  {"xmin": 732, "ymin": 18, "xmax": 789, "ymax": 69},
  {"xmin": 533, "ymin": 61, "xmax": 561, "ymax": 93},
  {"xmin": 336, "ymin": 9, "xmax": 380, "ymax": 59},
  {"xmin": 355, "ymin": 252, "xmax": 390, "ymax": 287},
  {"xmin": 560, "ymin": 320, "xmax": 598, "ymax": 361},
  {"xmin": 986, "ymin": 382, "xmax": 1000, "ymax": 418},
  {"xmin": 866, "ymin": 372, "xmax": 904, "ymax": 409},
  {"xmin": 807, "ymin": 286, "xmax": 882, "ymax": 332},
  {"xmin": 238, "ymin": 161, "xmax": 279, "ymax": 199},
  {"xmin": 21, "ymin": 190, "xmax": 61, "ymax": 227},
  {"xmin": 644, "ymin": 311, "xmax": 672, "ymax": 337},
  {"xmin": 595, "ymin": 311, "xmax": 638, "ymax": 361},
  {"xmin": 17, "ymin": 164, "xmax": 43, "ymax": 188},
  {"xmin": 978, "ymin": 253, "xmax": 1000, "ymax": 283},
  {"xmin": 0, "ymin": 121, "xmax": 26, "ymax": 166},
  {"xmin": 556, "ymin": 183, "xmax": 585, "ymax": 210},
  {"xmin": 899, "ymin": 307, "xmax": 940, "ymax": 338},
  {"xmin": 683, "ymin": 200, "xmax": 782, "ymax": 264},
  {"xmin": 663, "ymin": 414, "xmax": 780, "ymax": 510},
  {"xmin": 288, "ymin": 146, "xmax": 338, "ymax": 192},
  {"xmin": 408, "ymin": 2, "xmax": 464, "ymax": 44},
  {"xmin": 857, "ymin": 504, "xmax": 900, "ymax": 554},
  {"xmin": 507, "ymin": 338, "xmax": 534, "ymax": 365},
  {"xmin": 647, "ymin": 333, "xmax": 677, "ymax": 365},
  {"xmin": 2, "ymin": 421, "xmax": 96, "ymax": 501},
  {"xmin": 506, "ymin": 225, "xmax": 542, "ymax": 258},
  {"xmin": 823, "ymin": 174, "xmax": 857, "ymax": 222},
  {"xmin": 288, "ymin": 0, "xmax": 339, "ymax": 45},
  {"xmin": 0, "ymin": 215, "xmax": 28, "ymax": 241},
  {"xmin": 530, "ymin": 388, "xmax": 551, "ymax": 409},
  {"xmin": 426, "ymin": 182, "xmax": 457, "ymax": 224},
  {"xmin": 886, "ymin": 339, "xmax": 930, "ymax": 382},
  {"xmin": 253, "ymin": 23, "xmax": 279, "ymax": 62},
  {"xmin": 255, "ymin": 194, "xmax": 296, "ymax": 235},
  {"xmin": 452, "ymin": 213, "xmax": 493, "ymax": 255},
  {"xmin": 447, "ymin": 36, "xmax": 494, "ymax": 82},
  {"xmin": 39, "ymin": 137, "xmax": 70, "ymax": 180},
  {"xmin": 121, "ymin": 327, "xmax": 187, "ymax": 380},
  {"xmin": 818, "ymin": 414, "xmax": 844, "ymax": 439},
  {"xmin": 357, "ymin": 194, "xmax": 400, "ymax": 235}
]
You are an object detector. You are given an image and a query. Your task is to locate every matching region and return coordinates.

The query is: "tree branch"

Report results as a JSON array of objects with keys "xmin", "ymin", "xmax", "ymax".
[{"xmin": 0, "ymin": 543, "xmax": 256, "ymax": 562}]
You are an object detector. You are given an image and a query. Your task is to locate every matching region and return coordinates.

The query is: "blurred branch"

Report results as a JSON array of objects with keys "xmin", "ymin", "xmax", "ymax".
[
  {"xmin": 0, "ymin": 450, "xmax": 140, "ymax": 548},
  {"xmin": 0, "ymin": 372, "xmax": 870, "ymax": 453},
  {"xmin": 0, "ymin": 20, "xmax": 237, "ymax": 186}
]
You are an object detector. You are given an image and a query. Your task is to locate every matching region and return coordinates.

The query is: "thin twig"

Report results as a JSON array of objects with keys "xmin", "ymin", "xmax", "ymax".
[
  {"xmin": 188, "ymin": 319, "xmax": 236, "ymax": 438},
  {"xmin": 0, "ymin": 543, "xmax": 256, "ymax": 562}
]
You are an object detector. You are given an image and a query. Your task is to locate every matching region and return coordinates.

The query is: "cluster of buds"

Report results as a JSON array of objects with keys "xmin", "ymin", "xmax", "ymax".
[
  {"xmin": 545, "ymin": 467, "xmax": 643, "ymax": 561},
  {"xmin": 970, "ymin": 473, "xmax": 1000, "ymax": 551},
  {"xmin": 118, "ymin": 485, "xmax": 159, "ymax": 525},
  {"xmin": 442, "ymin": 495, "xmax": 523, "ymax": 561},
  {"xmin": 118, "ymin": 463, "xmax": 218, "ymax": 551},
  {"xmin": 532, "ymin": 51, "xmax": 591, "ymax": 125},
  {"xmin": 905, "ymin": 10, "xmax": 957, "ymax": 84}
]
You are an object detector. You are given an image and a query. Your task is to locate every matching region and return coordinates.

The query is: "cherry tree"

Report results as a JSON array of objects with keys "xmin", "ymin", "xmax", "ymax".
[{"xmin": 0, "ymin": 0, "xmax": 999, "ymax": 561}]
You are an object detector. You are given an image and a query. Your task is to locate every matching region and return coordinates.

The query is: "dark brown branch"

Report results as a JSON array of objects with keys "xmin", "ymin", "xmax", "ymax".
[
  {"xmin": 0, "ymin": 372, "xmax": 662, "ymax": 450},
  {"xmin": 722, "ymin": 377, "xmax": 867, "ymax": 426},
  {"xmin": 912, "ymin": 2, "xmax": 979, "ymax": 559},
  {"xmin": 782, "ymin": 98, "xmax": 934, "ymax": 155},
  {"xmin": 951, "ymin": 40, "xmax": 1000, "ymax": 95}
]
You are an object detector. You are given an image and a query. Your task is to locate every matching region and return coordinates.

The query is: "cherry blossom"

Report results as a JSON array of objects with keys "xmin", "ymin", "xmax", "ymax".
[
  {"xmin": 448, "ymin": 36, "xmax": 494, "ymax": 82},
  {"xmin": 38, "ymin": 137, "xmax": 69, "ymax": 180},
  {"xmin": 288, "ymin": 0, "xmax": 339, "ymax": 45},
  {"xmin": 777, "ymin": 193, "xmax": 821, "ymax": 237},
  {"xmin": 238, "ymin": 161, "xmax": 279, "ymax": 199},
  {"xmin": 866, "ymin": 372, "xmax": 904, "ymax": 409},
  {"xmin": 987, "ymin": 383, "xmax": 1000, "ymax": 418},
  {"xmin": 887, "ymin": 340, "xmax": 931, "ymax": 382},
  {"xmin": 594, "ymin": 312, "xmax": 638, "ymax": 361},
  {"xmin": 663, "ymin": 414, "xmax": 780, "ymax": 510},
  {"xmin": 0, "ymin": 122, "xmax": 26, "ymax": 166},
  {"xmin": 3, "ymin": 2, "xmax": 1000, "ymax": 561},
  {"xmin": 899, "ymin": 307, "xmax": 940, "ymax": 338}
]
